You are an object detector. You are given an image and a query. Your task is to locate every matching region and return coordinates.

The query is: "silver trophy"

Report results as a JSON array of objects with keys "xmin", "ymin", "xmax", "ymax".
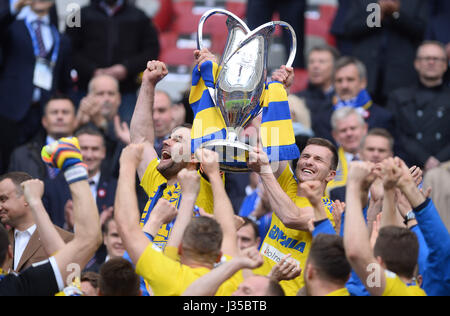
[{"xmin": 197, "ymin": 9, "xmax": 297, "ymax": 172}]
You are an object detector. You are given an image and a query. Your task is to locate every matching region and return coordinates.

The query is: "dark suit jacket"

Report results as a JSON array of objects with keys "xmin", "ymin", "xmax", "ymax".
[
  {"xmin": 5, "ymin": 225, "xmax": 73, "ymax": 273},
  {"xmin": 8, "ymin": 132, "xmax": 48, "ymax": 180},
  {"xmin": 343, "ymin": 0, "xmax": 429, "ymax": 102},
  {"xmin": 0, "ymin": 10, "xmax": 73, "ymax": 122},
  {"xmin": 43, "ymin": 173, "xmax": 117, "ymax": 228},
  {"xmin": 330, "ymin": 186, "xmax": 347, "ymax": 204},
  {"xmin": 386, "ymin": 82, "xmax": 450, "ymax": 167},
  {"xmin": 330, "ymin": 0, "xmax": 352, "ymax": 55},
  {"xmin": 65, "ymin": 0, "xmax": 160, "ymax": 93}
]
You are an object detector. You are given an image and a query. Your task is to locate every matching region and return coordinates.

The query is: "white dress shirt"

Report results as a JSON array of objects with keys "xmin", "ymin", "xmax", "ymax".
[
  {"xmin": 14, "ymin": 224, "xmax": 37, "ymax": 271},
  {"xmin": 88, "ymin": 172, "xmax": 101, "ymax": 200},
  {"xmin": 344, "ymin": 152, "xmax": 360, "ymax": 165}
]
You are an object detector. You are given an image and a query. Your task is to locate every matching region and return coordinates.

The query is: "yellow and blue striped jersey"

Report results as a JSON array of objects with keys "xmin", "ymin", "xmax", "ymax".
[
  {"xmin": 139, "ymin": 158, "xmax": 214, "ymax": 250},
  {"xmin": 254, "ymin": 165, "xmax": 335, "ymax": 296}
]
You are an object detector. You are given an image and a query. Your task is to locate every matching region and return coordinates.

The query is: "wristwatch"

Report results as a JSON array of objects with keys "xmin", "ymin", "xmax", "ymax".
[{"xmin": 404, "ymin": 211, "xmax": 416, "ymax": 225}]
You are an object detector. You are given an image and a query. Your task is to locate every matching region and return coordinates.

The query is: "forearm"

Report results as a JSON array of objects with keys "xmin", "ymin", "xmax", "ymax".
[
  {"xmin": 181, "ymin": 259, "xmax": 244, "ymax": 296},
  {"xmin": 166, "ymin": 195, "xmax": 197, "ymax": 249},
  {"xmin": 260, "ymin": 173, "xmax": 312, "ymax": 230},
  {"xmin": 400, "ymin": 182, "xmax": 426, "ymax": 209},
  {"xmin": 53, "ymin": 180, "xmax": 102, "ymax": 283},
  {"xmin": 115, "ymin": 164, "xmax": 142, "ymax": 241},
  {"xmin": 344, "ymin": 183, "xmax": 374, "ymax": 265},
  {"xmin": 130, "ymin": 82, "xmax": 155, "ymax": 144},
  {"xmin": 28, "ymin": 200, "xmax": 65, "ymax": 256},
  {"xmin": 69, "ymin": 181, "xmax": 101, "ymax": 243},
  {"xmin": 142, "ymin": 217, "xmax": 163, "ymax": 238},
  {"xmin": 380, "ymin": 189, "xmax": 398, "ymax": 228},
  {"xmin": 367, "ymin": 198, "xmax": 382, "ymax": 235},
  {"xmin": 210, "ymin": 173, "xmax": 238, "ymax": 256}
]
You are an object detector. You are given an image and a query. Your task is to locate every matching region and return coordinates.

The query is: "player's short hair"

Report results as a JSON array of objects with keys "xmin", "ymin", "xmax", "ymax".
[
  {"xmin": 99, "ymin": 258, "xmax": 140, "ymax": 296},
  {"xmin": 0, "ymin": 172, "xmax": 33, "ymax": 197},
  {"xmin": 305, "ymin": 138, "xmax": 339, "ymax": 171},
  {"xmin": 374, "ymin": 226, "xmax": 419, "ymax": 279},
  {"xmin": 182, "ymin": 216, "xmax": 223, "ymax": 264},
  {"xmin": 308, "ymin": 234, "xmax": 351, "ymax": 285}
]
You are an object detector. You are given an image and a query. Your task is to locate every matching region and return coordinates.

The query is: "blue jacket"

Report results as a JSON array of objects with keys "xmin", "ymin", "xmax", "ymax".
[
  {"xmin": 413, "ymin": 199, "xmax": 450, "ymax": 296},
  {"xmin": 0, "ymin": 9, "xmax": 72, "ymax": 122}
]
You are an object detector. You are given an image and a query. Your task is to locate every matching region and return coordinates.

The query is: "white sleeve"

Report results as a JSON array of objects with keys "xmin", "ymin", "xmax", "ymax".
[{"xmin": 48, "ymin": 256, "xmax": 65, "ymax": 291}]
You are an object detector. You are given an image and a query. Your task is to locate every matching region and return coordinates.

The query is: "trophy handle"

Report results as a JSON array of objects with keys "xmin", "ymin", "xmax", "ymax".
[
  {"xmin": 224, "ymin": 21, "xmax": 297, "ymax": 69},
  {"xmin": 197, "ymin": 8, "xmax": 250, "ymax": 51}
]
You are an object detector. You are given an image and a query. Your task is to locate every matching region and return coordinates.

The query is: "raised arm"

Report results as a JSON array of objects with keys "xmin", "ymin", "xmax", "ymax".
[
  {"xmin": 114, "ymin": 144, "xmax": 151, "ymax": 265},
  {"xmin": 344, "ymin": 161, "xmax": 386, "ymax": 296},
  {"xmin": 197, "ymin": 149, "xmax": 238, "ymax": 257},
  {"xmin": 299, "ymin": 181, "xmax": 328, "ymax": 223},
  {"xmin": 379, "ymin": 158, "xmax": 403, "ymax": 228},
  {"xmin": 130, "ymin": 60, "xmax": 168, "ymax": 178},
  {"xmin": 249, "ymin": 147, "xmax": 313, "ymax": 231},
  {"xmin": 166, "ymin": 168, "xmax": 200, "ymax": 250},
  {"xmin": 21, "ymin": 180, "xmax": 65, "ymax": 257},
  {"xmin": 41, "ymin": 138, "xmax": 102, "ymax": 285},
  {"xmin": 143, "ymin": 199, "xmax": 177, "ymax": 239}
]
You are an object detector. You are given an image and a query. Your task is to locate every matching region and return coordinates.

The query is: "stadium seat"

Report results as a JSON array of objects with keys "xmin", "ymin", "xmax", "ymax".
[{"xmin": 305, "ymin": 4, "xmax": 337, "ymax": 47}]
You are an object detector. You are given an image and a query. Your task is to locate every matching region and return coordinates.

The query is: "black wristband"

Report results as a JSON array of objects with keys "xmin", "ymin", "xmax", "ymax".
[
  {"xmin": 413, "ymin": 198, "xmax": 430, "ymax": 214},
  {"xmin": 313, "ymin": 219, "xmax": 328, "ymax": 228}
]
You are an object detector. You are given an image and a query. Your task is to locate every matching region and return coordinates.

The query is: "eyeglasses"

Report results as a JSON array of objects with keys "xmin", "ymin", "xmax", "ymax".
[{"xmin": 416, "ymin": 56, "xmax": 447, "ymax": 63}]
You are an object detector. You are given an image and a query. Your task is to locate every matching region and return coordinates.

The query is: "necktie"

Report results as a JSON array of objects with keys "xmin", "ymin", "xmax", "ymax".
[{"xmin": 34, "ymin": 20, "xmax": 47, "ymax": 58}]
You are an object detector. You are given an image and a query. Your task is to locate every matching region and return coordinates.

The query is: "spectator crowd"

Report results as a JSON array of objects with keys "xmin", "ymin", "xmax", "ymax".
[{"xmin": 0, "ymin": 0, "xmax": 449, "ymax": 297}]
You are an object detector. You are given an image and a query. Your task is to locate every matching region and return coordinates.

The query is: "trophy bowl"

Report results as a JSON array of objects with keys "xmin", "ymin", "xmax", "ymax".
[{"xmin": 197, "ymin": 9, "xmax": 297, "ymax": 172}]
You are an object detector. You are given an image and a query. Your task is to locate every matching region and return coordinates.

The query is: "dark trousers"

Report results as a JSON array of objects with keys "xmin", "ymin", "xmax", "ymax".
[{"xmin": 246, "ymin": 0, "xmax": 306, "ymax": 69}]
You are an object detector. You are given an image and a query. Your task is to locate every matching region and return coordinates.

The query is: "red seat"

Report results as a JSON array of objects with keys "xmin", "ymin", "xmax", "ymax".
[
  {"xmin": 225, "ymin": 1, "xmax": 246, "ymax": 19},
  {"xmin": 159, "ymin": 47, "xmax": 195, "ymax": 67},
  {"xmin": 153, "ymin": 0, "xmax": 175, "ymax": 32},
  {"xmin": 305, "ymin": 4, "xmax": 337, "ymax": 46}
]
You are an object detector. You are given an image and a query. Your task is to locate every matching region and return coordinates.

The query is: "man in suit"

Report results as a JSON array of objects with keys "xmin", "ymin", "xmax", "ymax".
[
  {"xmin": 246, "ymin": 0, "xmax": 306, "ymax": 68},
  {"xmin": 325, "ymin": 107, "xmax": 368, "ymax": 197},
  {"xmin": 8, "ymin": 95, "xmax": 78, "ymax": 180},
  {"xmin": 43, "ymin": 126, "xmax": 117, "ymax": 229},
  {"xmin": 0, "ymin": 0, "xmax": 73, "ymax": 174},
  {"xmin": 65, "ymin": 0, "xmax": 160, "ymax": 124},
  {"xmin": 313, "ymin": 56, "xmax": 394, "ymax": 145},
  {"xmin": 343, "ymin": 0, "xmax": 429, "ymax": 105},
  {"xmin": 387, "ymin": 41, "xmax": 450, "ymax": 170},
  {"xmin": 0, "ymin": 171, "xmax": 72, "ymax": 273}
]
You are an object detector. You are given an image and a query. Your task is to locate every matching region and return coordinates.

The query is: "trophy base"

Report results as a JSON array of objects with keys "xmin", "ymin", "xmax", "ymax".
[{"xmin": 201, "ymin": 139, "xmax": 253, "ymax": 173}]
